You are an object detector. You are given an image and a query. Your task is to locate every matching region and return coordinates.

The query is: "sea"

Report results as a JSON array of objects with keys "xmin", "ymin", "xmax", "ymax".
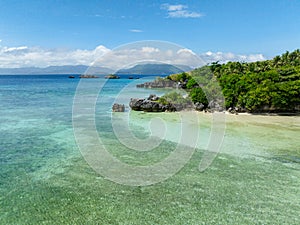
[{"xmin": 0, "ymin": 75, "xmax": 299, "ymax": 224}]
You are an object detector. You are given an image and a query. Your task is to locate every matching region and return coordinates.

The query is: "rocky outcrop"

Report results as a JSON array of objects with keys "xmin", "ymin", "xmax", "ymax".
[
  {"xmin": 227, "ymin": 106, "xmax": 249, "ymax": 114},
  {"xmin": 129, "ymin": 94, "xmax": 227, "ymax": 113},
  {"xmin": 207, "ymin": 100, "xmax": 225, "ymax": 112},
  {"xmin": 130, "ymin": 94, "xmax": 217, "ymax": 112},
  {"xmin": 147, "ymin": 94, "xmax": 159, "ymax": 101},
  {"xmin": 194, "ymin": 102, "xmax": 205, "ymax": 111},
  {"xmin": 112, "ymin": 103, "xmax": 125, "ymax": 112},
  {"xmin": 129, "ymin": 95, "xmax": 176, "ymax": 112},
  {"xmin": 105, "ymin": 74, "xmax": 120, "ymax": 79},
  {"xmin": 137, "ymin": 80, "xmax": 185, "ymax": 88}
]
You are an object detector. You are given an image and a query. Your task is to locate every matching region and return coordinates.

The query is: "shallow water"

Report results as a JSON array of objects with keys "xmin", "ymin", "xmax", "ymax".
[{"xmin": 0, "ymin": 75, "xmax": 299, "ymax": 224}]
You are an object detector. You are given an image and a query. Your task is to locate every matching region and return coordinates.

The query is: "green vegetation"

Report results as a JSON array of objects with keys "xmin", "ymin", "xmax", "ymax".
[
  {"xmin": 164, "ymin": 67, "xmax": 219, "ymax": 109},
  {"xmin": 189, "ymin": 88, "xmax": 208, "ymax": 106},
  {"xmin": 213, "ymin": 50, "xmax": 300, "ymax": 112},
  {"xmin": 105, "ymin": 74, "xmax": 120, "ymax": 79},
  {"xmin": 167, "ymin": 72, "xmax": 190, "ymax": 82},
  {"xmin": 157, "ymin": 91, "xmax": 191, "ymax": 106},
  {"xmin": 162, "ymin": 49, "xmax": 300, "ymax": 112}
]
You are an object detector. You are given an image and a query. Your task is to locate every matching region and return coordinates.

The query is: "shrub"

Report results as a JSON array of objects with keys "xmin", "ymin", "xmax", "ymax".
[
  {"xmin": 189, "ymin": 88, "xmax": 208, "ymax": 106},
  {"xmin": 186, "ymin": 78, "xmax": 198, "ymax": 89}
]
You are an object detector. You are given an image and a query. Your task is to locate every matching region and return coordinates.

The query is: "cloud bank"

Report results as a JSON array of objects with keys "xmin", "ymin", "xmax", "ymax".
[
  {"xmin": 0, "ymin": 45, "xmax": 110, "ymax": 68},
  {"xmin": 0, "ymin": 44, "xmax": 266, "ymax": 69},
  {"xmin": 201, "ymin": 51, "xmax": 266, "ymax": 63}
]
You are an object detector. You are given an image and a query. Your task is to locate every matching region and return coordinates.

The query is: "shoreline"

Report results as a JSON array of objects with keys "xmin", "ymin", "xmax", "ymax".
[{"xmin": 224, "ymin": 111, "xmax": 300, "ymax": 116}]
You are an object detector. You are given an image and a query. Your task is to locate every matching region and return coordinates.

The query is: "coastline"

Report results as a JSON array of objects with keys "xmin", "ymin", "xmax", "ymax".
[
  {"xmin": 224, "ymin": 111, "xmax": 300, "ymax": 116},
  {"xmin": 1, "ymin": 75, "xmax": 299, "ymax": 224},
  {"xmin": 124, "ymin": 109, "xmax": 300, "ymax": 161}
]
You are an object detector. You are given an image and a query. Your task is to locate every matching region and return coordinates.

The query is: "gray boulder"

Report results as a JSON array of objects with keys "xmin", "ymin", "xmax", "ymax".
[
  {"xmin": 112, "ymin": 103, "xmax": 125, "ymax": 112},
  {"xmin": 208, "ymin": 100, "xmax": 224, "ymax": 112},
  {"xmin": 194, "ymin": 102, "xmax": 205, "ymax": 111},
  {"xmin": 129, "ymin": 95, "xmax": 176, "ymax": 112},
  {"xmin": 147, "ymin": 94, "xmax": 159, "ymax": 101}
]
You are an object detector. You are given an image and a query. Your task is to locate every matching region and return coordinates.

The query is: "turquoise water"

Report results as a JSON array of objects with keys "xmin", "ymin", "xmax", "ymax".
[
  {"xmin": 0, "ymin": 75, "xmax": 299, "ymax": 224},
  {"xmin": 0, "ymin": 75, "xmax": 166, "ymax": 179},
  {"xmin": 1, "ymin": 76, "xmax": 77, "ymax": 176}
]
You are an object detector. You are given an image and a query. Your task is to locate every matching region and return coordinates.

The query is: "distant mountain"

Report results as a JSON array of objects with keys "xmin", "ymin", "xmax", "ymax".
[
  {"xmin": 116, "ymin": 64, "xmax": 192, "ymax": 75},
  {"xmin": 0, "ymin": 65, "xmax": 113, "ymax": 75},
  {"xmin": 0, "ymin": 63, "xmax": 192, "ymax": 75}
]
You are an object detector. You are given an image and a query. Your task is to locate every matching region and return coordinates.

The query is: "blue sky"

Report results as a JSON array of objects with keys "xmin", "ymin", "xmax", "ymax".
[{"xmin": 0, "ymin": 0, "xmax": 300, "ymax": 67}]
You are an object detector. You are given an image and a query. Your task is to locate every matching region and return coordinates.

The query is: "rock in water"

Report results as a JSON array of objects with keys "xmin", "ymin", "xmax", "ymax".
[
  {"xmin": 112, "ymin": 103, "xmax": 125, "ymax": 112},
  {"xmin": 129, "ymin": 98, "xmax": 145, "ymax": 111},
  {"xmin": 129, "ymin": 95, "xmax": 177, "ymax": 112}
]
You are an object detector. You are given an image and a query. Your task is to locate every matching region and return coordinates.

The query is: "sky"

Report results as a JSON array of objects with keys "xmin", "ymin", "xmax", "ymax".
[{"xmin": 0, "ymin": 0, "xmax": 300, "ymax": 68}]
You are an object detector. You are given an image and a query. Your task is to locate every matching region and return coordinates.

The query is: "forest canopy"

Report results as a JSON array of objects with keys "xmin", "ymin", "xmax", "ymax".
[{"xmin": 165, "ymin": 49, "xmax": 300, "ymax": 113}]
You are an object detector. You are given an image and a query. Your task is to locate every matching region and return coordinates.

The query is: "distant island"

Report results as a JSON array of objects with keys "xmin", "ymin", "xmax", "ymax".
[
  {"xmin": 0, "ymin": 65, "xmax": 113, "ymax": 75},
  {"xmin": 79, "ymin": 74, "xmax": 99, "ymax": 78},
  {"xmin": 105, "ymin": 74, "xmax": 120, "ymax": 79},
  {"xmin": 0, "ymin": 63, "xmax": 191, "ymax": 76},
  {"xmin": 131, "ymin": 49, "xmax": 300, "ymax": 114}
]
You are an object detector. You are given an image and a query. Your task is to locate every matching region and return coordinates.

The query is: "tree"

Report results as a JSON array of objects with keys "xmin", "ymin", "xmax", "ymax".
[{"xmin": 189, "ymin": 88, "xmax": 208, "ymax": 106}]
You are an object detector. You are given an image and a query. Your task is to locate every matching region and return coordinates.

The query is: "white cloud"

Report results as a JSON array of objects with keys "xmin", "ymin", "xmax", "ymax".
[
  {"xmin": 90, "ymin": 46, "xmax": 203, "ymax": 71},
  {"xmin": 248, "ymin": 54, "xmax": 265, "ymax": 62},
  {"xmin": 0, "ymin": 45, "xmax": 110, "ymax": 68},
  {"xmin": 141, "ymin": 47, "xmax": 159, "ymax": 53},
  {"xmin": 161, "ymin": 4, "xmax": 187, "ymax": 11},
  {"xmin": 2, "ymin": 46, "xmax": 28, "ymax": 53},
  {"xmin": 168, "ymin": 10, "xmax": 202, "ymax": 18},
  {"xmin": 177, "ymin": 48, "xmax": 196, "ymax": 55},
  {"xmin": 129, "ymin": 29, "xmax": 143, "ymax": 33},
  {"xmin": 205, "ymin": 51, "xmax": 213, "ymax": 56},
  {"xmin": 0, "ymin": 44, "xmax": 266, "ymax": 69},
  {"xmin": 200, "ymin": 51, "xmax": 266, "ymax": 63},
  {"xmin": 161, "ymin": 3, "xmax": 203, "ymax": 18}
]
